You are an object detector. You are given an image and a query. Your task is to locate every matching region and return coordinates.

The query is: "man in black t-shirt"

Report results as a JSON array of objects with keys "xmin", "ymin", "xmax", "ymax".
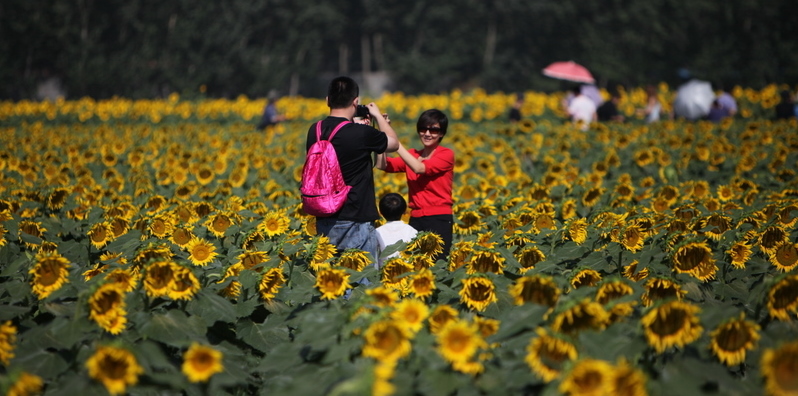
[
  {"xmin": 597, "ymin": 90, "xmax": 624, "ymax": 122},
  {"xmin": 305, "ymin": 76, "xmax": 399, "ymax": 261}
]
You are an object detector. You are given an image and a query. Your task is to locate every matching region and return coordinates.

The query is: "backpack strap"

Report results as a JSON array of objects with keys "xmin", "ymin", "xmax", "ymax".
[{"xmin": 315, "ymin": 120, "xmax": 352, "ymax": 141}]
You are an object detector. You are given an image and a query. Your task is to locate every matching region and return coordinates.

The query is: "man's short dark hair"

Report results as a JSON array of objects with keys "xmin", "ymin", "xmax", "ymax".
[
  {"xmin": 379, "ymin": 193, "xmax": 407, "ymax": 221},
  {"xmin": 327, "ymin": 76, "xmax": 359, "ymax": 109}
]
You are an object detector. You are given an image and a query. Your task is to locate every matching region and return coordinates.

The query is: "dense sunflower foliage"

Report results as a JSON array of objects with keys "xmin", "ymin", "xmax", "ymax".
[{"xmin": 0, "ymin": 85, "xmax": 797, "ymax": 396}]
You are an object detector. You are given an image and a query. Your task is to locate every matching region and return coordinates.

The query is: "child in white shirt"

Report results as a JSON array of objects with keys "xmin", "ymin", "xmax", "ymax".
[{"xmin": 375, "ymin": 193, "xmax": 417, "ymax": 267}]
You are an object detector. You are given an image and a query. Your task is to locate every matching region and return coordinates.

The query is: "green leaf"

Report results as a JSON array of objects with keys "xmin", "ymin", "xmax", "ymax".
[
  {"xmin": 236, "ymin": 319, "xmax": 291, "ymax": 353},
  {"xmin": 137, "ymin": 309, "xmax": 207, "ymax": 346},
  {"xmin": 186, "ymin": 290, "xmax": 237, "ymax": 325}
]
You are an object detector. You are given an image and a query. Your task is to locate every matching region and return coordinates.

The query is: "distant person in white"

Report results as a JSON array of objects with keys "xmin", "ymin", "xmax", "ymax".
[
  {"xmin": 566, "ymin": 85, "xmax": 597, "ymax": 130},
  {"xmin": 375, "ymin": 193, "xmax": 418, "ymax": 267}
]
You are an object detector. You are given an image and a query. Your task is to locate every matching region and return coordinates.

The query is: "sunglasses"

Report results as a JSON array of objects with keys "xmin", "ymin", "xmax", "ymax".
[{"xmin": 417, "ymin": 126, "xmax": 443, "ymax": 135}]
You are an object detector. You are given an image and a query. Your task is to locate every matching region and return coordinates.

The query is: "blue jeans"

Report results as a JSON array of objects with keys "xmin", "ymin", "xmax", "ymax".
[{"xmin": 315, "ymin": 218, "xmax": 379, "ymax": 263}]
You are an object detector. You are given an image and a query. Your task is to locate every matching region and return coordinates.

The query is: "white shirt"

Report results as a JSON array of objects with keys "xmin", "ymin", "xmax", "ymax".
[
  {"xmin": 568, "ymin": 94, "xmax": 597, "ymax": 130},
  {"xmin": 376, "ymin": 221, "xmax": 418, "ymax": 266}
]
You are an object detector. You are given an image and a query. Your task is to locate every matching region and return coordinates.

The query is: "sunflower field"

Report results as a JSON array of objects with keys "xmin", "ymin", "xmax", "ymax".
[{"xmin": 1, "ymin": 84, "xmax": 797, "ymax": 396}]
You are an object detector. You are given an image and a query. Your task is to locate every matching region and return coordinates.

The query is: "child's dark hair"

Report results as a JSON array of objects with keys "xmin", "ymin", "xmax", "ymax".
[{"xmin": 379, "ymin": 193, "xmax": 407, "ymax": 221}]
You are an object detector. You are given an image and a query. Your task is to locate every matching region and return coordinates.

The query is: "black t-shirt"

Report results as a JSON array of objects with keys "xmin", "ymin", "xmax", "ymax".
[
  {"xmin": 306, "ymin": 116, "xmax": 389, "ymax": 222},
  {"xmin": 597, "ymin": 101, "xmax": 618, "ymax": 121}
]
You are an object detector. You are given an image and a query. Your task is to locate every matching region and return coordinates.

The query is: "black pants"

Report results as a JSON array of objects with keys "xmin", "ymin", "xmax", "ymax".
[{"xmin": 409, "ymin": 214, "xmax": 454, "ymax": 262}]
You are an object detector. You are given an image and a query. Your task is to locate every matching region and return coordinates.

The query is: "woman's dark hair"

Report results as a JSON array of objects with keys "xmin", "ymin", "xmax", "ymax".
[
  {"xmin": 379, "ymin": 193, "xmax": 407, "ymax": 221},
  {"xmin": 327, "ymin": 76, "xmax": 359, "ymax": 109},
  {"xmin": 416, "ymin": 109, "xmax": 449, "ymax": 138}
]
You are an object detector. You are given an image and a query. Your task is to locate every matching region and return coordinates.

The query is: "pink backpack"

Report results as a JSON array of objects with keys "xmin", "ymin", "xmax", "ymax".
[{"xmin": 300, "ymin": 120, "xmax": 352, "ymax": 217}]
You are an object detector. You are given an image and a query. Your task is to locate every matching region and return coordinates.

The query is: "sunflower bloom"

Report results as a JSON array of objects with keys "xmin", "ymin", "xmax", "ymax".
[
  {"xmin": 429, "ymin": 305, "xmax": 459, "ymax": 334},
  {"xmin": 552, "ymin": 300, "xmax": 610, "ymax": 335},
  {"xmin": 182, "ymin": 343, "xmax": 224, "ymax": 383},
  {"xmin": 727, "ymin": 242, "xmax": 752, "ymax": 269},
  {"xmin": 88, "ymin": 283, "xmax": 128, "ymax": 334},
  {"xmin": 409, "ymin": 269, "xmax": 436, "ymax": 299},
  {"xmin": 362, "ymin": 320, "xmax": 412, "ymax": 363},
  {"xmin": 515, "ymin": 246, "xmax": 546, "ymax": 274},
  {"xmin": 459, "ymin": 276, "xmax": 498, "ymax": 312},
  {"xmin": 5, "ymin": 371, "xmax": 44, "ymax": 396},
  {"xmin": 642, "ymin": 300, "xmax": 703, "ymax": 353},
  {"xmin": 29, "ymin": 251, "xmax": 71, "ymax": 300},
  {"xmin": 258, "ymin": 267, "xmax": 286, "ymax": 301},
  {"xmin": 407, "ymin": 231, "xmax": 444, "ymax": 258},
  {"xmin": 169, "ymin": 265, "xmax": 201, "ymax": 301},
  {"xmin": 86, "ymin": 345, "xmax": 144, "ymax": 395},
  {"xmin": 366, "ymin": 286, "xmax": 400, "ymax": 308},
  {"xmin": 143, "ymin": 260, "xmax": 176, "ymax": 299},
  {"xmin": 448, "ymin": 241, "xmax": 475, "ymax": 271},
  {"xmin": 315, "ymin": 268, "xmax": 351, "ymax": 300},
  {"xmin": 510, "ymin": 275, "xmax": 560, "ymax": 307},
  {"xmin": 88, "ymin": 221, "xmax": 114, "ymax": 249},
  {"xmin": 565, "ymin": 218, "xmax": 589, "ymax": 245},
  {"xmin": 622, "ymin": 260, "xmax": 649, "ymax": 282},
  {"xmin": 571, "ymin": 268, "xmax": 602, "ymax": 289},
  {"xmin": 559, "ymin": 358, "xmax": 615, "ymax": 396},
  {"xmin": 204, "ymin": 212, "xmax": 234, "ymax": 238},
  {"xmin": 770, "ymin": 242, "xmax": 798, "ymax": 272},
  {"xmin": 381, "ymin": 257, "xmax": 413, "ymax": 292},
  {"xmin": 671, "ymin": 241, "xmax": 717, "ymax": 281},
  {"xmin": 104, "ymin": 268, "xmax": 140, "ymax": 293},
  {"xmin": 1, "ymin": 320, "xmax": 16, "ymax": 365},
  {"xmin": 436, "ymin": 319, "xmax": 487, "ymax": 367},
  {"xmin": 390, "ymin": 299, "xmax": 430, "ymax": 334},
  {"xmin": 466, "ymin": 249, "xmax": 505, "ymax": 275},
  {"xmin": 337, "ymin": 249, "xmax": 373, "ymax": 271},
  {"xmin": 767, "ymin": 275, "xmax": 798, "ymax": 321},
  {"xmin": 259, "ymin": 211, "xmax": 290, "ymax": 237},
  {"xmin": 761, "ymin": 340, "xmax": 798, "ymax": 396},
  {"xmin": 709, "ymin": 313, "xmax": 760, "ymax": 366},
  {"xmin": 185, "ymin": 237, "xmax": 218, "ymax": 266},
  {"xmin": 525, "ymin": 329, "xmax": 578, "ymax": 382},
  {"xmin": 611, "ymin": 359, "xmax": 648, "ymax": 396},
  {"xmin": 310, "ymin": 236, "xmax": 337, "ymax": 265}
]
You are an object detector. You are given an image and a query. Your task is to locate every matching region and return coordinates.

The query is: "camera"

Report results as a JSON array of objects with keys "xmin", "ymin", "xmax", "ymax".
[{"xmin": 355, "ymin": 104, "xmax": 370, "ymax": 118}]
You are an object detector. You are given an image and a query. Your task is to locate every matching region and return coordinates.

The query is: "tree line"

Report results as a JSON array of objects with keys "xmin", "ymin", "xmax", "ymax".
[{"xmin": 2, "ymin": 0, "xmax": 796, "ymax": 100}]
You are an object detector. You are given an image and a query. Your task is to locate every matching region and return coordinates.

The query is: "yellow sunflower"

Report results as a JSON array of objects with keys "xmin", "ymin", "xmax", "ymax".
[
  {"xmin": 709, "ymin": 313, "xmax": 760, "ymax": 366},
  {"xmin": 169, "ymin": 265, "xmax": 201, "ymax": 301},
  {"xmin": 310, "ymin": 235, "xmax": 337, "ymax": 267},
  {"xmin": 185, "ymin": 237, "xmax": 218, "ymax": 266},
  {"xmin": 258, "ymin": 267, "xmax": 286, "ymax": 301},
  {"xmin": 148, "ymin": 213, "xmax": 175, "ymax": 239},
  {"xmin": 466, "ymin": 249, "xmax": 505, "ymax": 275},
  {"xmin": 727, "ymin": 241, "xmax": 752, "ymax": 269},
  {"xmin": 564, "ymin": 218, "xmax": 589, "ymax": 245},
  {"xmin": 18, "ymin": 220, "xmax": 46, "ymax": 249},
  {"xmin": 454, "ymin": 210, "xmax": 482, "ymax": 235},
  {"xmin": 448, "ymin": 241, "xmax": 475, "ymax": 271},
  {"xmin": 88, "ymin": 221, "xmax": 114, "ymax": 249},
  {"xmin": 204, "ymin": 211, "xmax": 235, "ymax": 238},
  {"xmin": 459, "ymin": 276, "xmax": 498, "ymax": 312},
  {"xmin": 1, "ymin": 320, "xmax": 16, "ymax": 365},
  {"xmin": 362, "ymin": 320, "xmax": 412, "ymax": 363},
  {"xmin": 390, "ymin": 299, "xmax": 430, "ymax": 334},
  {"xmin": 671, "ymin": 241, "xmax": 717, "ymax": 281},
  {"xmin": 170, "ymin": 225, "xmax": 195, "ymax": 248},
  {"xmin": 380, "ymin": 257, "xmax": 413, "ymax": 292},
  {"xmin": 611, "ymin": 358, "xmax": 648, "ymax": 396},
  {"xmin": 366, "ymin": 286, "xmax": 400, "ymax": 308},
  {"xmin": 88, "ymin": 283, "xmax": 128, "ymax": 334},
  {"xmin": 510, "ymin": 275, "xmax": 560, "ymax": 307},
  {"xmin": 525, "ymin": 328, "xmax": 578, "ymax": 382},
  {"xmin": 6, "ymin": 371, "xmax": 44, "ymax": 395},
  {"xmin": 759, "ymin": 226, "xmax": 789, "ymax": 256},
  {"xmin": 761, "ymin": 340, "xmax": 798, "ymax": 396},
  {"xmin": 770, "ymin": 242, "xmax": 798, "ymax": 272},
  {"xmin": 406, "ymin": 231, "xmax": 444, "ymax": 258},
  {"xmin": 428, "ymin": 305, "xmax": 459, "ymax": 334},
  {"xmin": 315, "ymin": 268, "xmax": 351, "ymax": 300},
  {"xmin": 86, "ymin": 345, "xmax": 144, "ymax": 395},
  {"xmin": 29, "ymin": 251, "xmax": 70, "ymax": 300},
  {"xmin": 641, "ymin": 300, "xmax": 703, "ymax": 353},
  {"xmin": 143, "ymin": 260, "xmax": 176, "ymax": 299},
  {"xmin": 409, "ymin": 269, "xmax": 436, "ymax": 299},
  {"xmin": 767, "ymin": 274, "xmax": 798, "ymax": 321},
  {"xmin": 515, "ymin": 246, "xmax": 546, "ymax": 274},
  {"xmin": 436, "ymin": 319, "xmax": 487, "ymax": 366},
  {"xmin": 582, "ymin": 186, "xmax": 605, "ymax": 207},
  {"xmin": 132, "ymin": 242, "xmax": 172, "ymax": 270},
  {"xmin": 336, "ymin": 249, "xmax": 372, "ymax": 272},
  {"xmin": 622, "ymin": 260, "xmax": 649, "ymax": 282},
  {"xmin": 570, "ymin": 268, "xmax": 602, "ymax": 289},
  {"xmin": 259, "ymin": 211, "xmax": 290, "ymax": 238},
  {"xmin": 558, "ymin": 358, "xmax": 615, "ymax": 396},
  {"xmin": 182, "ymin": 343, "xmax": 224, "ymax": 383},
  {"xmin": 551, "ymin": 299, "xmax": 610, "ymax": 335},
  {"xmin": 641, "ymin": 277, "xmax": 686, "ymax": 307}
]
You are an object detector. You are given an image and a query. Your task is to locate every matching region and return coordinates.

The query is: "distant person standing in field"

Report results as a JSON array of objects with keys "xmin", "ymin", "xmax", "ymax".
[
  {"xmin": 715, "ymin": 83, "xmax": 738, "ymax": 118},
  {"xmin": 597, "ymin": 89, "xmax": 624, "ymax": 122},
  {"xmin": 639, "ymin": 85, "xmax": 662, "ymax": 123},
  {"xmin": 375, "ymin": 109, "xmax": 455, "ymax": 262},
  {"xmin": 566, "ymin": 85, "xmax": 597, "ymax": 130},
  {"xmin": 306, "ymin": 76, "xmax": 399, "ymax": 260},
  {"xmin": 508, "ymin": 93, "xmax": 524, "ymax": 123},
  {"xmin": 775, "ymin": 90, "xmax": 797, "ymax": 120},
  {"xmin": 257, "ymin": 90, "xmax": 287, "ymax": 130}
]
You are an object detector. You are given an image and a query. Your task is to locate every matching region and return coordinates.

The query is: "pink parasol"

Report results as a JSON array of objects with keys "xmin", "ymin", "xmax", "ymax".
[{"xmin": 542, "ymin": 61, "xmax": 595, "ymax": 84}]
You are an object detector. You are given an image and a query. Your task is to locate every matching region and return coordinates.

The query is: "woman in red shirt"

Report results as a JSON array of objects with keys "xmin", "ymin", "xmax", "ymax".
[{"xmin": 376, "ymin": 109, "xmax": 455, "ymax": 261}]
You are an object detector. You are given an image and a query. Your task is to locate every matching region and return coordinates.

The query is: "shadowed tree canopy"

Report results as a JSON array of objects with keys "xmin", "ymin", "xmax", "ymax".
[{"xmin": 1, "ymin": 0, "xmax": 796, "ymax": 99}]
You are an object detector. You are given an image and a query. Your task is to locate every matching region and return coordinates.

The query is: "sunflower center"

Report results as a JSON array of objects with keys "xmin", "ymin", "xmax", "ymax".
[
  {"xmin": 716, "ymin": 325, "xmax": 751, "ymax": 351},
  {"xmin": 774, "ymin": 354, "xmax": 798, "ymax": 391},
  {"xmin": 192, "ymin": 352, "xmax": 215, "ymax": 371},
  {"xmin": 446, "ymin": 330, "xmax": 471, "ymax": 352},
  {"xmin": 95, "ymin": 291, "xmax": 122, "ymax": 314},
  {"xmin": 375, "ymin": 327, "xmax": 402, "ymax": 351},
  {"xmin": 651, "ymin": 309, "xmax": 687, "ymax": 336},
  {"xmin": 192, "ymin": 246, "xmax": 210, "ymax": 261},
  {"xmin": 103, "ymin": 356, "xmax": 130, "ymax": 380},
  {"xmin": 772, "ymin": 283, "xmax": 798, "ymax": 310},
  {"xmin": 37, "ymin": 261, "xmax": 62, "ymax": 287}
]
